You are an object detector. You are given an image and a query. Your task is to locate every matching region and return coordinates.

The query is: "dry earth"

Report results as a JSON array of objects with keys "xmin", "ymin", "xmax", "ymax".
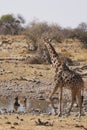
[{"xmin": 0, "ymin": 35, "xmax": 87, "ymax": 130}]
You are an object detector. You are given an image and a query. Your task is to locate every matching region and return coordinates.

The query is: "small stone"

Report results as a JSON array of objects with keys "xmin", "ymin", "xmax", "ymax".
[
  {"xmin": 13, "ymin": 122, "xmax": 19, "ymax": 125},
  {"xmin": 11, "ymin": 126, "xmax": 15, "ymax": 129},
  {"xmin": 5, "ymin": 121, "xmax": 11, "ymax": 124},
  {"xmin": 20, "ymin": 118, "xmax": 24, "ymax": 121}
]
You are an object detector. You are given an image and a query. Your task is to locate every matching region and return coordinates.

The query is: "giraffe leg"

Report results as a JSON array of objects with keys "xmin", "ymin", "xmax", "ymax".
[
  {"xmin": 76, "ymin": 91, "xmax": 83, "ymax": 117},
  {"xmin": 49, "ymin": 85, "xmax": 58, "ymax": 115},
  {"xmin": 67, "ymin": 91, "xmax": 76, "ymax": 116},
  {"xmin": 58, "ymin": 86, "xmax": 63, "ymax": 117}
]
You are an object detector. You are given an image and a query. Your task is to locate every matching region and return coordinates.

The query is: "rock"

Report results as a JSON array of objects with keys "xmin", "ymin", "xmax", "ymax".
[
  {"xmin": 5, "ymin": 121, "xmax": 11, "ymax": 124},
  {"xmin": 13, "ymin": 122, "xmax": 19, "ymax": 125}
]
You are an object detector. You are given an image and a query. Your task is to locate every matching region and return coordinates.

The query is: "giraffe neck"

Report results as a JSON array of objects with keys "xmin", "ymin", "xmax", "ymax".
[{"xmin": 45, "ymin": 42, "xmax": 61, "ymax": 68}]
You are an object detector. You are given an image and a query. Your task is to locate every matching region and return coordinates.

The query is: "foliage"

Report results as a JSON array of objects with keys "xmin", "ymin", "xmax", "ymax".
[
  {"xmin": 0, "ymin": 14, "xmax": 14, "ymax": 23},
  {"xmin": 0, "ymin": 14, "xmax": 87, "ymax": 50},
  {"xmin": 78, "ymin": 32, "xmax": 87, "ymax": 48},
  {"xmin": 69, "ymin": 23, "xmax": 87, "ymax": 48},
  {"xmin": 25, "ymin": 21, "xmax": 63, "ymax": 51},
  {"xmin": 25, "ymin": 21, "xmax": 49, "ymax": 44},
  {"xmin": 0, "ymin": 14, "xmax": 25, "ymax": 35},
  {"xmin": 24, "ymin": 21, "xmax": 64, "ymax": 63}
]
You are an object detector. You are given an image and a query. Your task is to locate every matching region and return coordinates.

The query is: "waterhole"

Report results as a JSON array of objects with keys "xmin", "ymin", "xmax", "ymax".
[
  {"xmin": 0, "ymin": 96, "xmax": 86, "ymax": 115},
  {"xmin": 0, "ymin": 96, "xmax": 56, "ymax": 115}
]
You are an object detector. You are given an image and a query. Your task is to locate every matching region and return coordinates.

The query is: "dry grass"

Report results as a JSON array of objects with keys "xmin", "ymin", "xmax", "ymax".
[
  {"xmin": 0, "ymin": 36, "xmax": 87, "ymax": 63},
  {"xmin": 54, "ymin": 39, "xmax": 87, "ymax": 63},
  {"xmin": 0, "ymin": 61, "xmax": 54, "ymax": 82}
]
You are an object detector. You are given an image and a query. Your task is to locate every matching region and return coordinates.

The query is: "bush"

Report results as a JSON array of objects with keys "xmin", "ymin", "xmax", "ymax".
[
  {"xmin": 0, "ymin": 14, "xmax": 25, "ymax": 35},
  {"xmin": 80, "ymin": 34, "xmax": 87, "ymax": 48},
  {"xmin": 25, "ymin": 21, "xmax": 63, "ymax": 55},
  {"xmin": 0, "ymin": 14, "xmax": 14, "ymax": 23}
]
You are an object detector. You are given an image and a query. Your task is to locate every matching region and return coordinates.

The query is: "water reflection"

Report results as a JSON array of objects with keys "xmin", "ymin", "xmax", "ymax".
[
  {"xmin": 0, "ymin": 96, "xmax": 54, "ymax": 114},
  {"xmin": 13, "ymin": 96, "xmax": 27, "ymax": 112}
]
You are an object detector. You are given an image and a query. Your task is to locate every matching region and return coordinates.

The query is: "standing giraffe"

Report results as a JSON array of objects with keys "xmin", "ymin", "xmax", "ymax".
[{"xmin": 44, "ymin": 38, "xmax": 84, "ymax": 117}]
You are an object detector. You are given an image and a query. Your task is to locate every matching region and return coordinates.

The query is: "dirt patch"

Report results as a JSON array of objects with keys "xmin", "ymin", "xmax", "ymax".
[
  {"xmin": 0, "ymin": 114, "xmax": 87, "ymax": 130},
  {"xmin": 0, "ymin": 64, "xmax": 87, "ymax": 116},
  {"xmin": 0, "ymin": 36, "xmax": 87, "ymax": 129}
]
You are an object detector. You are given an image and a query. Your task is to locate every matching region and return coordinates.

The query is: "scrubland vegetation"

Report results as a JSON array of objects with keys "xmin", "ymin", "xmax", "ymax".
[
  {"xmin": 0, "ymin": 14, "xmax": 87, "ymax": 64},
  {"xmin": 0, "ymin": 14, "xmax": 87, "ymax": 46},
  {"xmin": 0, "ymin": 14, "xmax": 87, "ymax": 130}
]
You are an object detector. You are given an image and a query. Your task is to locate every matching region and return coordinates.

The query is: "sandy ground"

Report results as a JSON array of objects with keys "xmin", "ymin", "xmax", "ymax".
[
  {"xmin": 0, "ymin": 114, "xmax": 87, "ymax": 130},
  {"xmin": 0, "ymin": 36, "xmax": 87, "ymax": 130}
]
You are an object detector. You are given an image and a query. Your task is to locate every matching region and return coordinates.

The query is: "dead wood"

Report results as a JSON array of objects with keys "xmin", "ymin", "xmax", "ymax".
[{"xmin": 35, "ymin": 118, "xmax": 53, "ymax": 126}]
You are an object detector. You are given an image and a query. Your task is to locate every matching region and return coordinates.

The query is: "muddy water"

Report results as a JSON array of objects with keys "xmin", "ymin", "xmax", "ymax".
[
  {"xmin": 1, "ymin": 95, "xmax": 87, "ymax": 115},
  {"xmin": 0, "ymin": 96, "xmax": 55, "ymax": 115}
]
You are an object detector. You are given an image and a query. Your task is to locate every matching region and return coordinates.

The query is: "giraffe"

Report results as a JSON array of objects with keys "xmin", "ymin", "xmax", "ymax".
[{"xmin": 44, "ymin": 38, "xmax": 84, "ymax": 117}]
